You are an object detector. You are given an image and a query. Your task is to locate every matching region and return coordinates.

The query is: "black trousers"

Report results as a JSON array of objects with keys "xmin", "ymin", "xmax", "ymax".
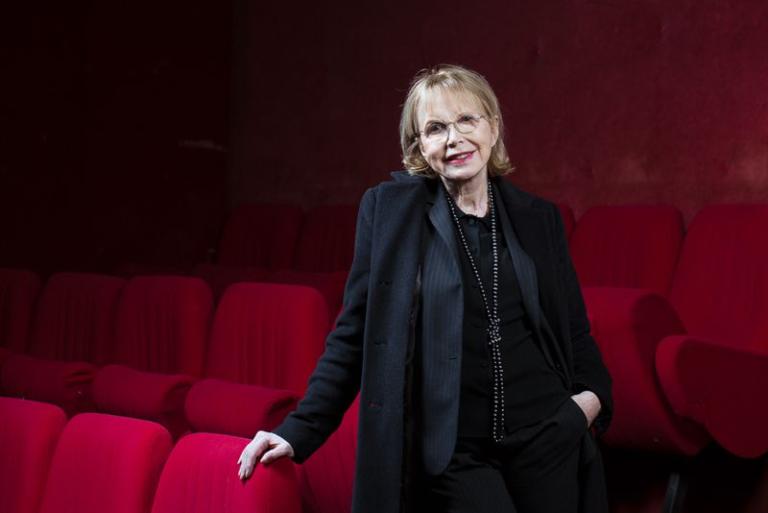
[{"xmin": 412, "ymin": 398, "xmax": 600, "ymax": 513}]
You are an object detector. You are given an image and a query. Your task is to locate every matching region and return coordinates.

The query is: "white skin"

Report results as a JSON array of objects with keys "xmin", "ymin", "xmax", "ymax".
[{"xmin": 236, "ymin": 88, "xmax": 601, "ymax": 482}]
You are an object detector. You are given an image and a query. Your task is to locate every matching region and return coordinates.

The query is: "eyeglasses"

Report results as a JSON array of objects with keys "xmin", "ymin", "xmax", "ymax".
[{"xmin": 416, "ymin": 114, "xmax": 488, "ymax": 144}]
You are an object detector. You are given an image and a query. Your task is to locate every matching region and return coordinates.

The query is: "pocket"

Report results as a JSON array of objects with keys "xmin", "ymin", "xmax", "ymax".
[
  {"xmin": 564, "ymin": 396, "xmax": 589, "ymax": 431},
  {"xmin": 508, "ymin": 398, "xmax": 588, "ymax": 478}
]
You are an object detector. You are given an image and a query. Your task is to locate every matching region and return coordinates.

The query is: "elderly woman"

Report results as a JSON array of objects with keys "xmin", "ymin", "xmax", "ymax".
[{"xmin": 237, "ymin": 64, "xmax": 612, "ymax": 513}]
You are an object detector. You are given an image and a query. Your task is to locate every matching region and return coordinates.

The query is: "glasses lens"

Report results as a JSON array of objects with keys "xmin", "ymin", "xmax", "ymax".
[
  {"xmin": 456, "ymin": 115, "xmax": 480, "ymax": 134},
  {"xmin": 423, "ymin": 122, "xmax": 447, "ymax": 142}
]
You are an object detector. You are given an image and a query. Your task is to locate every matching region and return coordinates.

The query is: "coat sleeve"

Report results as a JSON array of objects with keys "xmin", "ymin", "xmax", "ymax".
[
  {"xmin": 551, "ymin": 204, "xmax": 614, "ymax": 435},
  {"xmin": 273, "ymin": 187, "xmax": 376, "ymax": 462}
]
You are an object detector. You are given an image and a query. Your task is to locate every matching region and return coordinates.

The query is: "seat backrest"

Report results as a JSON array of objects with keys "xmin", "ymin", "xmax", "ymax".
[
  {"xmin": 297, "ymin": 397, "xmax": 359, "ymax": 513},
  {"xmin": 669, "ymin": 205, "xmax": 768, "ymax": 348},
  {"xmin": 112, "ymin": 276, "xmax": 212, "ymax": 376},
  {"xmin": 217, "ymin": 204, "xmax": 303, "ymax": 268},
  {"xmin": 193, "ymin": 263, "xmax": 270, "ymax": 302},
  {"xmin": 151, "ymin": 432, "xmax": 301, "ymax": 513},
  {"xmin": 28, "ymin": 272, "xmax": 125, "ymax": 363},
  {"xmin": 293, "ymin": 205, "xmax": 357, "ymax": 272},
  {"xmin": 205, "ymin": 283, "xmax": 328, "ymax": 394},
  {"xmin": 38, "ymin": 413, "xmax": 172, "ymax": 513},
  {"xmin": 570, "ymin": 205, "xmax": 684, "ymax": 294},
  {"xmin": 0, "ymin": 268, "xmax": 41, "ymax": 351},
  {"xmin": 0, "ymin": 397, "xmax": 66, "ymax": 513}
]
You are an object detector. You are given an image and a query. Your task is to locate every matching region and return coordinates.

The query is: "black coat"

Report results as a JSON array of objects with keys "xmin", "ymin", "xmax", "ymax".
[{"xmin": 275, "ymin": 172, "xmax": 613, "ymax": 513}]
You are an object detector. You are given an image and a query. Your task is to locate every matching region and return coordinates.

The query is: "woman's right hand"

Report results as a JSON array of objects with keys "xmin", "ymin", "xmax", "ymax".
[{"xmin": 237, "ymin": 430, "xmax": 295, "ymax": 480}]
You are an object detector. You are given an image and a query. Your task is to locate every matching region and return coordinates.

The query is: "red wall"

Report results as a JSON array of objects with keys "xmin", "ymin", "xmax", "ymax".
[
  {"xmin": 0, "ymin": 1, "xmax": 231, "ymax": 273},
  {"xmin": 231, "ymin": 0, "xmax": 768, "ymax": 223}
]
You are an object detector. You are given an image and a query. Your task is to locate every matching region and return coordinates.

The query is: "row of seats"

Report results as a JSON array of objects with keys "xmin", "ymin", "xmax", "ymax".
[
  {"xmin": 217, "ymin": 204, "xmax": 358, "ymax": 272},
  {"xmin": 568, "ymin": 204, "xmax": 768, "ymax": 463},
  {"xmin": 1, "ymin": 391, "xmax": 358, "ymax": 513},
  {"xmin": 3, "ymin": 202, "xmax": 768, "ymax": 507},
  {"xmin": 0, "ymin": 276, "xmax": 331, "ymax": 437}
]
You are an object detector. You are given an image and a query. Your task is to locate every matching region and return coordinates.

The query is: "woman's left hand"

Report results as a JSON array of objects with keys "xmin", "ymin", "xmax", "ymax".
[{"xmin": 570, "ymin": 390, "xmax": 601, "ymax": 428}]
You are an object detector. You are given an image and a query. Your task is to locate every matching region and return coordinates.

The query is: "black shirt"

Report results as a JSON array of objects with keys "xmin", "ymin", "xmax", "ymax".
[{"xmin": 455, "ymin": 207, "xmax": 568, "ymax": 437}]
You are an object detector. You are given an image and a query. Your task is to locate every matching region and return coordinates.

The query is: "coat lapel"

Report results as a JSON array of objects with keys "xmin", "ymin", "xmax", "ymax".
[
  {"xmin": 495, "ymin": 180, "xmax": 559, "ymax": 315},
  {"xmin": 493, "ymin": 182, "xmax": 543, "ymax": 328}
]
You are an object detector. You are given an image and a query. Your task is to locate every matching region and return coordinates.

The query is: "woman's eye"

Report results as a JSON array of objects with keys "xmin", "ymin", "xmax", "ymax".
[
  {"xmin": 425, "ymin": 123, "xmax": 446, "ymax": 136},
  {"xmin": 458, "ymin": 115, "xmax": 475, "ymax": 123}
]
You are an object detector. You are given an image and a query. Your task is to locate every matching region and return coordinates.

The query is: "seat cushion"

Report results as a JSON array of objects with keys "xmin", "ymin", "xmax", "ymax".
[
  {"xmin": 0, "ymin": 397, "xmax": 66, "ymax": 513},
  {"xmin": 39, "ymin": 413, "xmax": 172, "ymax": 513}
]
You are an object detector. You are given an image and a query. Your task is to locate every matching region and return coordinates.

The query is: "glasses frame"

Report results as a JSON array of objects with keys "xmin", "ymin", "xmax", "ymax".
[{"xmin": 415, "ymin": 114, "xmax": 489, "ymax": 145}]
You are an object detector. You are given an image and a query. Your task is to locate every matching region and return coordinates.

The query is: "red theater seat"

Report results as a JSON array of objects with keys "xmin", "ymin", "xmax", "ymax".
[
  {"xmin": 571, "ymin": 205, "xmax": 684, "ymax": 294},
  {"xmin": 38, "ymin": 413, "xmax": 172, "ymax": 513},
  {"xmin": 217, "ymin": 204, "xmax": 303, "ymax": 268},
  {"xmin": 298, "ymin": 397, "xmax": 359, "ymax": 513},
  {"xmin": 27, "ymin": 272, "xmax": 125, "ymax": 364},
  {"xmin": 185, "ymin": 379, "xmax": 297, "ymax": 437},
  {"xmin": 92, "ymin": 364, "xmax": 195, "ymax": 439},
  {"xmin": 151, "ymin": 433, "xmax": 301, "ymax": 513},
  {"xmin": 655, "ymin": 205, "xmax": 768, "ymax": 457},
  {"xmin": 112, "ymin": 276, "xmax": 212, "ymax": 376},
  {"xmin": 0, "ymin": 354, "xmax": 96, "ymax": 416},
  {"xmin": 293, "ymin": 205, "xmax": 357, "ymax": 272},
  {"xmin": 0, "ymin": 268, "xmax": 41, "ymax": 352},
  {"xmin": 204, "ymin": 283, "xmax": 328, "ymax": 394},
  {"xmin": 0, "ymin": 397, "xmax": 67, "ymax": 513},
  {"xmin": 193, "ymin": 263, "xmax": 270, "ymax": 301},
  {"xmin": 194, "ymin": 264, "xmax": 346, "ymax": 328},
  {"xmin": 584, "ymin": 287, "xmax": 708, "ymax": 454}
]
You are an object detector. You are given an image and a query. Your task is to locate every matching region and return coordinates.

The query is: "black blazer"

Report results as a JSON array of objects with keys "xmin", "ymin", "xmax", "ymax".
[{"xmin": 275, "ymin": 171, "xmax": 612, "ymax": 513}]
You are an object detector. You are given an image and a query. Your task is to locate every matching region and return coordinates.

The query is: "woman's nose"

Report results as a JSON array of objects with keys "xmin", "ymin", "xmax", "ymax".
[{"xmin": 446, "ymin": 123, "xmax": 463, "ymax": 146}]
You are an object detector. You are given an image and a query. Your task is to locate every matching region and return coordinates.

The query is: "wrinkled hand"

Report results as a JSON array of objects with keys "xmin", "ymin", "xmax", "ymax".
[
  {"xmin": 237, "ymin": 431, "xmax": 294, "ymax": 480},
  {"xmin": 570, "ymin": 390, "xmax": 601, "ymax": 428}
]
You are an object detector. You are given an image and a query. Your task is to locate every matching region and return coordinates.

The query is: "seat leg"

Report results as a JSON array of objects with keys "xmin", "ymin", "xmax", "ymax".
[{"xmin": 661, "ymin": 470, "xmax": 687, "ymax": 513}]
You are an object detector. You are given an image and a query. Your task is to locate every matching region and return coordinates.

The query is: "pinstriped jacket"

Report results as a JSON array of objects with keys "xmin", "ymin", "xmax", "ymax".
[{"xmin": 274, "ymin": 171, "xmax": 612, "ymax": 513}]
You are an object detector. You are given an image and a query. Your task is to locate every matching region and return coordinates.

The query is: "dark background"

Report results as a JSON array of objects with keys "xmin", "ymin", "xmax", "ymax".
[{"xmin": 3, "ymin": 0, "xmax": 768, "ymax": 273}]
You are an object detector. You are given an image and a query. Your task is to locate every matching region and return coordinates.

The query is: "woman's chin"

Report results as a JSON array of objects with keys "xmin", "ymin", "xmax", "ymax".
[{"xmin": 438, "ymin": 165, "xmax": 486, "ymax": 184}]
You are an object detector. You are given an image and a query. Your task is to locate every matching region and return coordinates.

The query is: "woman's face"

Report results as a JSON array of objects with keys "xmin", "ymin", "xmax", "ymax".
[{"xmin": 417, "ymin": 89, "xmax": 498, "ymax": 185}]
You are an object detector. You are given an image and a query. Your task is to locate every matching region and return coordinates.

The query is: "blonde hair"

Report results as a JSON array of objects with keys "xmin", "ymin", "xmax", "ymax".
[{"xmin": 399, "ymin": 64, "xmax": 513, "ymax": 177}]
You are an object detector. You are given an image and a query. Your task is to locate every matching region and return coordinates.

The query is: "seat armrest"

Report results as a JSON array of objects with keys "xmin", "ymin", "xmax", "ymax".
[
  {"xmin": 582, "ymin": 287, "xmax": 708, "ymax": 454},
  {"xmin": 657, "ymin": 337, "xmax": 768, "ymax": 458}
]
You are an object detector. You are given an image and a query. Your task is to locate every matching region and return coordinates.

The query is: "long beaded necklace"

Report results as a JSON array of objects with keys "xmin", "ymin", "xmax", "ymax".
[{"xmin": 444, "ymin": 179, "xmax": 506, "ymax": 443}]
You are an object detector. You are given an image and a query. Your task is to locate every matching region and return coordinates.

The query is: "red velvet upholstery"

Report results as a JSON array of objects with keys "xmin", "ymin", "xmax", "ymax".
[
  {"xmin": 654, "ymin": 205, "xmax": 768, "ymax": 457},
  {"xmin": 293, "ymin": 205, "xmax": 357, "ymax": 272},
  {"xmin": 92, "ymin": 364, "xmax": 194, "ymax": 439},
  {"xmin": 570, "ymin": 205, "xmax": 684, "ymax": 294},
  {"xmin": 0, "ymin": 268, "xmax": 41, "ymax": 352},
  {"xmin": 668, "ymin": 205, "xmax": 768, "ymax": 345},
  {"xmin": 193, "ymin": 263, "xmax": 270, "ymax": 301},
  {"xmin": 0, "ymin": 354, "xmax": 96, "ymax": 416},
  {"xmin": 205, "ymin": 283, "xmax": 328, "ymax": 394},
  {"xmin": 185, "ymin": 379, "xmax": 297, "ymax": 437},
  {"xmin": 583, "ymin": 288, "xmax": 708, "ymax": 454},
  {"xmin": 112, "ymin": 276, "xmax": 212, "ymax": 376},
  {"xmin": 0, "ymin": 397, "xmax": 66, "ymax": 513},
  {"xmin": 217, "ymin": 204, "xmax": 303, "ymax": 268},
  {"xmin": 263, "ymin": 269, "xmax": 347, "ymax": 329},
  {"xmin": 151, "ymin": 433, "xmax": 301, "ymax": 513},
  {"xmin": 557, "ymin": 203, "xmax": 575, "ymax": 240},
  {"xmin": 194, "ymin": 264, "xmax": 346, "ymax": 328},
  {"xmin": 38, "ymin": 413, "xmax": 172, "ymax": 513},
  {"xmin": 298, "ymin": 397, "xmax": 359, "ymax": 513},
  {"xmin": 27, "ymin": 272, "xmax": 125, "ymax": 364}
]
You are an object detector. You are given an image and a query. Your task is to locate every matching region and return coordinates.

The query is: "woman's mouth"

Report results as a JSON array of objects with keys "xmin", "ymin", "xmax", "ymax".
[{"xmin": 445, "ymin": 151, "xmax": 474, "ymax": 165}]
